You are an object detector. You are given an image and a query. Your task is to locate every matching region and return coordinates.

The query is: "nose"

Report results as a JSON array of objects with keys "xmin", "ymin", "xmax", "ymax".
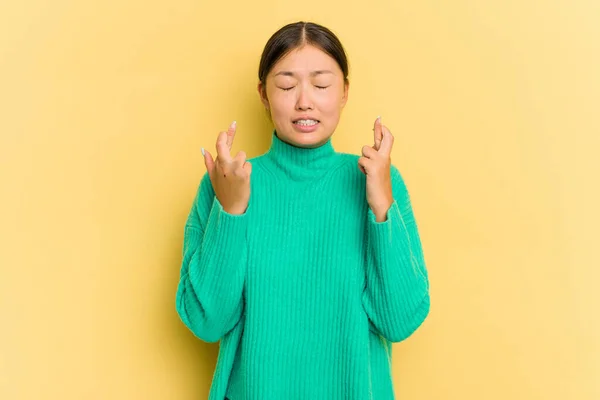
[{"xmin": 295, "ymin": 86, "xmax": 313, "ymax": 111}]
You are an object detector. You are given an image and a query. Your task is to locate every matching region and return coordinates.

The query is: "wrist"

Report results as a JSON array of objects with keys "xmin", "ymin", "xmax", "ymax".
[
  {"xmin": 370, "ymin": 201, "xmax": 393, "ymax": 222},
  {"xmin": 373, "ymin": 210, "xmax": 388, "ymax": 223},
  {"xmin": 223, "ymin": 204, "xmax": 248, "ymax": 215}
]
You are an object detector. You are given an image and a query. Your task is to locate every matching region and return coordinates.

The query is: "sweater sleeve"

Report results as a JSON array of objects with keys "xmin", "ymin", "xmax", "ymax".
[
  {"xmin": 175, "ymin": 172, "xmax": 249, "ymax": 343},
  {"xmin": 361, "ymin": 164, "xmax": 430, "ymax": 343}
]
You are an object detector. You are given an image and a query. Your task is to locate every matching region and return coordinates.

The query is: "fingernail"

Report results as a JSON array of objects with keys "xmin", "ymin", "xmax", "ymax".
[
  {"xmin": 231, "ymin": 120, "xmax": 237, "ymax": 129},
  {"xmin": 377, "ymin": 116, "xmax": 381, "ymax": 123},
  {"xmin": 201, "ymin": 147, "xmax": 205, "ymax": 157}
]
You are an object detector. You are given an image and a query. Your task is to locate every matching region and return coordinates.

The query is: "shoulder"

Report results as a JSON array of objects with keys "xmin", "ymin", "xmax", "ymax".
[
  {"xmin": 331, "ymin": 152, "xmax": 362, "ymax": 175},
  {"xmin": 336, "ymin": 152, "xmax": 361, "ymax": 163},
  {"xmin": 332, "ymin": 152, "xmax": 405, "ymax": 178},
  {"xmin": 336, "ymin": 151, "xmax": 409, "ymax": 194},
  {"xmin": 246, "ymin": 153, "xmax": 278, "ymax": 179},
  {"xmin": 247, "ymin": 153, "xmax": 270, "ymax": 166}
]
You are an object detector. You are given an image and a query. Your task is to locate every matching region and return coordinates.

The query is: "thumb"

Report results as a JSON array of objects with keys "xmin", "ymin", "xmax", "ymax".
[
  {"xmin": 243, "ymin": 160, "xmax": 253, "ymax": 175},
  {"xmin": 203, "ymin": 148, "xmax": 215, "ymax": 176},
  {"xmin": 373, "ymin": 116, "xmax": 383, "ymax": 150}
]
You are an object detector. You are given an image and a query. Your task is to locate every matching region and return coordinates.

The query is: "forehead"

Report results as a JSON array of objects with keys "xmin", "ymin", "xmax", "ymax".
[{"xmin": 270, "ymin": 45, "xmax": 340, "ymax": 77}]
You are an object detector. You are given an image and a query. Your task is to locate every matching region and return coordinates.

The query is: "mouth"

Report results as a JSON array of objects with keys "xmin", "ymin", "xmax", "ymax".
[
  {"xmin": 292, "ymin": 119, "xmax": 320, "ymax": 133},
  {"xmin": 292, "ymin": 118, "xmax": 320, "ymax": 126}
]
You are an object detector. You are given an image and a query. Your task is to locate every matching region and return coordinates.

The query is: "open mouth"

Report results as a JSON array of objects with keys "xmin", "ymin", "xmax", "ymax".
[{"xmin": 293, "ymin": 119, "xmax": 320, "ymax": 126}]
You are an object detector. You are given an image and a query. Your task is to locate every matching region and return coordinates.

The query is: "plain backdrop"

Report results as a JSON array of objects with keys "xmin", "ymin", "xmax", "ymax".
[{"xmin": 1, "ymin": 0, "xmax": 598, "ymax": 399}]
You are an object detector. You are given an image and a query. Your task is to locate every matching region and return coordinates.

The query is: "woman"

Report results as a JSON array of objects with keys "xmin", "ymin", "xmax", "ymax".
[{"xmin": 175, "ymin": 21, "xmax": 430, "ymax": 400}]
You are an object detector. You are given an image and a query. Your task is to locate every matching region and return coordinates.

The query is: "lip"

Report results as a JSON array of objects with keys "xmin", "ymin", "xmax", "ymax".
[
  {"xmin": 292, "ymin": 120, "xmax": 320, "ymax": 133},
  {"xmin": 292, "ymin": 116, "xmax": 320, "ymax": 123}
]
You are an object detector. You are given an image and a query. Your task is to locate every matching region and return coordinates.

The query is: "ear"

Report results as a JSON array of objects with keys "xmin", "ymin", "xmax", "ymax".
[
  {"xmin": 340, "ymin": 80, "xmax": 349, "ymax": 109},
  {"xmin": 257, "ymin": 82, "xmax": 270, "ymax": 109}
]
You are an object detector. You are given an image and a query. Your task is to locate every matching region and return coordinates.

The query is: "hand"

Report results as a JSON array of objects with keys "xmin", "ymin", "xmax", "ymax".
[
  {"xmin": 358, "ymin": 117, "xmax": 394, "ymax": 221},
  {"xmin": 202, "ymin": 121, "xmax": 252, "ymax": 215}
]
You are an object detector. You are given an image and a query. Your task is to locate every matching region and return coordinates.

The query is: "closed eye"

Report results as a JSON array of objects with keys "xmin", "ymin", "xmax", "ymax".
[{"xmin": 279, "ymin": 86, "xmax": 330, "ymax": 91}]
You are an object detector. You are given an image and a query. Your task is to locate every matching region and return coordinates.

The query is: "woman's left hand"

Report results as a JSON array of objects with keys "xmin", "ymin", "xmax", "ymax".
[{"xmin": 358, "ymin": 117, "xmax": 394, "ymax": 222}]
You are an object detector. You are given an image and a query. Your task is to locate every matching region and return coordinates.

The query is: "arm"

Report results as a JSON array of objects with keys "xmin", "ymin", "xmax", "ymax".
[
  {"xmin": 362, "ymin": 165, "xmax": 430, "ymax": 343},
  {"xmin": 175, "ymin": 172, "xmax": 249, "ymax": 343}
]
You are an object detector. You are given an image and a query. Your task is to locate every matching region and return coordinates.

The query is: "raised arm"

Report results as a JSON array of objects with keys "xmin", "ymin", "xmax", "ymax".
[
  {"xmin": 361, "ymin": 164, "xmax": 430, "ymax": 343},
  {"xmin": 176, "ymin": 121, "xmax": 253, "ymax": 343}
]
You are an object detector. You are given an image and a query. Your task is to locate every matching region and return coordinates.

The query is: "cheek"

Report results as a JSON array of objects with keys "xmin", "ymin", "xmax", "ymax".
[
  {"xmin": 317, "ymin": 94, "xmax": 343, "ymax": 116},
  {"xmin": 268, "ymin": 91, "xmax": 292, "ymax": 110}
]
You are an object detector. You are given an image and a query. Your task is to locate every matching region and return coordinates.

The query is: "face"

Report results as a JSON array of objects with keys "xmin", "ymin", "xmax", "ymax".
[{"xmin": 258, "ymin": 44, "xmax": 349, "ymax": 148}]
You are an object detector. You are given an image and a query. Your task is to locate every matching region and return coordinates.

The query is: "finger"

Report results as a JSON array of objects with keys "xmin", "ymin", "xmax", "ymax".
[
  {"xmin": 233, "ymin": 150, "xmax": 247, "ymax": 168},
  {"xmin": 203, "ymin": 149, "xmax": 215, "ymax": 177},
  {"xmin": 373, "ymin": 116, "xmax": 383, "ymax": 150},
  {"xmin": 361, "ymin": 145, "xmax": 377, "ymax": 159},
  {"xmin": 234, "ymin": 150, "xmax": 247, "ymax": 161},
  {"xmin": 226, "ymin": 120, "xmax": 237, "ymax": 150},
  {"xmin": 358, "ymin": 156, "xmax": 371, "ymax": 174},
  {"xmin": 243, "ymin": 160, "xmax": 253, "ymax": 175},
  {"xmin": 216, "ymin": 131, "xmax": 232, "ymax": 163},
  {"xmin": 379, "ymin": 124, "xmax": 394, "ymax": 155},
  {"xmin": 358, "ymin": 163, "xmax": 366, "ymax": 175}
]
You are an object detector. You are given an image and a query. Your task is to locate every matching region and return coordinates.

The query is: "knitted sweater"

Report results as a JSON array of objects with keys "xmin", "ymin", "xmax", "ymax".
[{"xmin": 175, "ymin": 130, "xmax": 430, "ymax": 400}]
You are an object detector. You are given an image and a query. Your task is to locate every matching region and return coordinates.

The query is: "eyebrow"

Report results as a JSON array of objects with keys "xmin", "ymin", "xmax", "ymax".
[{"xmin": 273, "ymin": 70, "xmax": 334, "ymax": 77}]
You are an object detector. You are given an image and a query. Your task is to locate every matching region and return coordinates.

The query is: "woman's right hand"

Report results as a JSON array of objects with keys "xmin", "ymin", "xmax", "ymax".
[{"xmin": 202, "ymin": 121, "xmax": 252, "ymax": 215}]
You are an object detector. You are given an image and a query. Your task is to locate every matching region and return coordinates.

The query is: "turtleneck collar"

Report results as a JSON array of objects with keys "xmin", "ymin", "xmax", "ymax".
[{"xmin": 265, "ymin": 129, "xmax": 339, "ymax": 182}]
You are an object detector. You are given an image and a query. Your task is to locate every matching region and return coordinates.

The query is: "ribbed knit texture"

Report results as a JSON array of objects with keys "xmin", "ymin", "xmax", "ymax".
[{"xmin": 175, "ymin": 130, "xmax": 430, "ymax": 400}]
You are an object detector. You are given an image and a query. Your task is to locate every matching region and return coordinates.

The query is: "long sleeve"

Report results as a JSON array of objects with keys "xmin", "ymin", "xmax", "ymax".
[
  {"xmin": 175, "ymin": 172, "xmax": 249, "ymax": 343},
  {"xmin": 361, "ymin": 165, "xmax": 430, "ymax": 343}
]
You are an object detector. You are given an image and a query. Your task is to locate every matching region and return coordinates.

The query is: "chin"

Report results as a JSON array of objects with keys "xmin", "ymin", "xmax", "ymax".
[
  {"xmin": 291, "ymin": 133, "xmax": 327, "ymax": 148},
  {"xmin": 292, "ymin": 129, "xmax": 330, "ymax": 146}
]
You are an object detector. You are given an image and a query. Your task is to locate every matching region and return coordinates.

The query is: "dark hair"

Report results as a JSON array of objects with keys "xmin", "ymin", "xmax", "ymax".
[{"xmin": 258, "ymin": 21, "xmax": 350, "ymax": 85}]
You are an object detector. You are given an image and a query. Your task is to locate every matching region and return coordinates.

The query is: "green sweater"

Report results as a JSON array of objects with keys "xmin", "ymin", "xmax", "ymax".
[{"xmin": 175, "ymin": 130, "xmax": 430, "ymax": 400}]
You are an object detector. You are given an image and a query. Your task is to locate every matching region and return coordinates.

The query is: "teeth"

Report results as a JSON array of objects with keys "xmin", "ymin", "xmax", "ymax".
[{"xmin": 295, "ymin": 119, "xmax": 318, "ymax": 126}]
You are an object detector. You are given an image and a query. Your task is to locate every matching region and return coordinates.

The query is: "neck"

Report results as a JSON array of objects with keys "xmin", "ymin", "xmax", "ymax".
[{"xmin": 265, "ymin": 129, "xmax": 339, "ymax": 182}]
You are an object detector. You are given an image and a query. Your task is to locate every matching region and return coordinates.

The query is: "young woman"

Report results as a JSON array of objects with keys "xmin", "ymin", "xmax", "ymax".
[{"xmin": 175, "ymin": 21, "xmax": 430, "ymax": 400}]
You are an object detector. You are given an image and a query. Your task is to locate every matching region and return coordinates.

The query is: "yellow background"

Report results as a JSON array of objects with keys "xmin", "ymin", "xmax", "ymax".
[{"xmin": 1, "ymin": 0, "xmax": 598, "ymax": 399}]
